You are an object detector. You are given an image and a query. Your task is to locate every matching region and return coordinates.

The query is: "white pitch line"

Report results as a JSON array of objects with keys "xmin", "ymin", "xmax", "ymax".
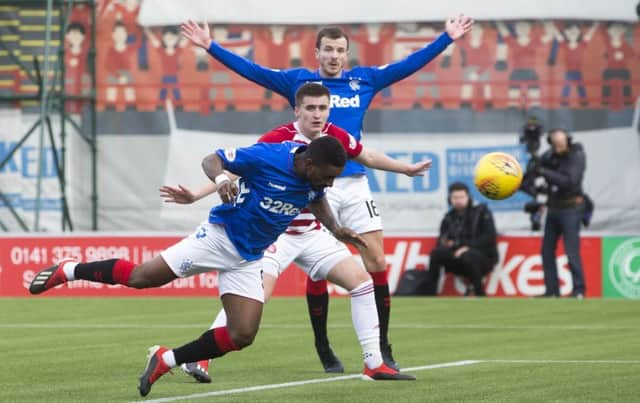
[
  {"xmin": 2, "ymin": 323, "xmax": 640, "ymax": 331},
  {"xmin": 482, "ymin": 359, "xmax": 640, "ymax": 365},
  {"xmin": 388, "ymin": 324, "xmax": 640, "ymax": 331},
  {"xmin": 132, "ymin": 360, "xmax": 479, "ymax": 403},
  {"xmin": 133, "ymin": 358, "xmax": 640, "ymax": 403},
  {"xmin": 0, "ymin": 324, "xmax": 204, "ymax": 329}
]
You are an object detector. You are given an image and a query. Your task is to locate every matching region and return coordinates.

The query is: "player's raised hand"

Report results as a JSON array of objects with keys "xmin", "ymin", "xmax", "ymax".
[
  {"xmin": 217, "ymin": 181, "xmax": 239, "ymax": 204},
  {"xmin": 445, "ymin": 14, "xmax": 474, "ymax": 40},
  {"xmin": 404, "ymin": 159, "xmax": 432, "ymax": 177},
  {"xmin": 333, "ymin": 227, "xmax": 368, "ymax": 249},
  {"xmin": 181, "ymin": 20, "xmax": 212, "ymax": 49},
  {"xmin": 159, "ymin": 185, "xmax": 197, "ymax": 204}
]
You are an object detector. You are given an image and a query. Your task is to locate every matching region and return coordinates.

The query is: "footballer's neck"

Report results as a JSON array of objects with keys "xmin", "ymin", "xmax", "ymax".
[
  {"xmin": 318, "ymin": 68, "xmax": 343, "ymax": 79},
  {"xmin": 304, "ymin": 130, "xmax": 323, "ymax": 141}
]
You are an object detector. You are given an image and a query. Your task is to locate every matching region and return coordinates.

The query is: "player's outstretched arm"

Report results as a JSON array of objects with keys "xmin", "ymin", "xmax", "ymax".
[
  {"xmin": 159, "ymin": 183, "xmax": 217, "ymax": 204},
  {"xmin": 159, "ymin": 184, "xmax": 204, "ymax": 204},
  {"xmin": 181, "ymin": 20, "xmax": 295, "ymax": 97},
  {"xmin": 159, "ymin": 171, "xmax": 240, "ymax": 204},
  {"xmin": 354, "ymin": 147, "xmax": 432, "ymax": 177},
  {"xmin": 369, "ymin": 14, "xmax": 473, "ymax": 90},
  {"xmin": 308, "ymin": 198, "xmax": 368, "ymax": 248}
]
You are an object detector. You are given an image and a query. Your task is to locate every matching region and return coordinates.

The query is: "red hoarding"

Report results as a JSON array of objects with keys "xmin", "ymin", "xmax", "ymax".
[{"xmin": 0, "ymin": 235, "xmax": 602, "ymax": 297}]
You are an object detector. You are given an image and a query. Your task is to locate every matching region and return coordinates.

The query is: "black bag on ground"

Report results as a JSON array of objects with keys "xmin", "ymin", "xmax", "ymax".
[{"xmin": 394, "ymin": 269, "xmax": 430, "ymax": 296}]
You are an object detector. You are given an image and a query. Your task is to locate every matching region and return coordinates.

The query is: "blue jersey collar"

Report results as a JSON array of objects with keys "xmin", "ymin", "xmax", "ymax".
[{"xmin": 315, "ymin": 69, "xmax": 346, "ymax": 79}]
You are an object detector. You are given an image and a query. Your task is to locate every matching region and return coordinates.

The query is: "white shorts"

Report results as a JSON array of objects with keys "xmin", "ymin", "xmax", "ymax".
[
  {"xmin": 262, "ymin": 229, "xmax": 352, "ymax": 281},
  {"xmin": 326, "ymin": 175, "xmax": 383, "ymax": 234},
  {"xmin": 161, "ymin": 222, "xmax": 264, "ymax": 303}
]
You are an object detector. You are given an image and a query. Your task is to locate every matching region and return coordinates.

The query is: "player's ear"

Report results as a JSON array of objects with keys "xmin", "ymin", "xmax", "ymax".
[
  {"xmin": 303, "ymin": 157, "xmax": 315, "ymax": 175},
  {"xmin": 314, "ymin": 47, "xmax": 320, "ymax": 60}
]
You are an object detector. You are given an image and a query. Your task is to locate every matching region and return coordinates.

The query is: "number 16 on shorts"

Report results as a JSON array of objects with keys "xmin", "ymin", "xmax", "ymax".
[{"xmin": 365, "ymin": 200, "xmax": 380, "ymax": 218}]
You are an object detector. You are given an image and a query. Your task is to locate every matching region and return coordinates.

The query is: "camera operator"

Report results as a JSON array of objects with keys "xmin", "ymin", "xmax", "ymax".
[
  {"xmin": 519, "ymin": 117, "xmax": 547, "ymax": 230},
  {"xmin": 423, "ymin": 182, "xmax": 498, "ymax": 297},
  {"xmin": 535, "ymin": 128, "xmax": 587, "ymax": 298}
]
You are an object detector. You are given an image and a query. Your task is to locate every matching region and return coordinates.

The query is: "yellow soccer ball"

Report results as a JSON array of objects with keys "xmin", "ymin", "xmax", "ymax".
[{"xmin": 473, "ymin": 152, "xmax": 523, "ymax": 200}]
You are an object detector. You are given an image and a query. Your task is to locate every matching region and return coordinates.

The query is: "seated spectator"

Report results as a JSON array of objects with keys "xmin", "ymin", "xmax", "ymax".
[{"xmin": 424, "ymin": 182, "xmax": 498, "ymax": 296}]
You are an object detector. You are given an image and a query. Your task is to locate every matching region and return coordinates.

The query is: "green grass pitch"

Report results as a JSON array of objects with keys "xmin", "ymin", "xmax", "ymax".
[{"xmin": 1, "ymin": 297, "xmax": 639, "ymax": 402}]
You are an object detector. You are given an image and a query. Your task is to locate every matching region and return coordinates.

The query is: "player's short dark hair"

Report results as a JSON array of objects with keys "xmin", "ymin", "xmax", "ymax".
[
  {"xmin": 315, "ymin": 26, "xmax": 349, "ymax": 50},
  {"xmin": 307, "ymin": 136, "xmax": 347, "ymax": 168},
  {"xmin": 67, "ymin": 22, "xmax": 85, "ymax": 35},
  {"xmin": 295, "ymin": 83, "xmax": 330, "ymax": 106}
]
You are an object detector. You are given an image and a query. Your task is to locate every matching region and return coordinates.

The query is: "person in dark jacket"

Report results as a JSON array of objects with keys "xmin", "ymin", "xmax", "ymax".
[
  {"xmin": 536, "ymin": 128, "xmax": 587, "ymax": 297},
  {"xmin": 424, "ymin": 182, "xmax": 498, "ymax": 296}
]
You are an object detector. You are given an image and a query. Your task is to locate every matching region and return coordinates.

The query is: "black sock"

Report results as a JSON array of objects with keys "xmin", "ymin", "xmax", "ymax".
[
  {"xmin": 306, "ymin": 292, "xmax": 330, "ymax": 348},
  {"xmin": 173, "ymin": 329, "xmax": 226, "ymax": 365},
  {"xmin": 74, "ymin": 259, "xmax": 119, "ymax": 284},
  {"xmin": 374, "ymin": 284, "xmax": 391, "ymax": 347}
]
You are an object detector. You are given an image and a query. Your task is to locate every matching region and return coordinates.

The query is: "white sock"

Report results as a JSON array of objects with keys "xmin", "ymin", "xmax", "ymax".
[
  {"xmin": 62, "ymin": 261, "xmax": 78, "ymax": 281},
  {"xmin": 350, "ymin": 280, "xmax": 383, "ymax": 369},
  {"xmin": 162, "ymin": 350, "xmax": 176, "ymax": 368},
  {"xmin": 210, "ymin": 309, "xmax": 227, "ymax": 329}
]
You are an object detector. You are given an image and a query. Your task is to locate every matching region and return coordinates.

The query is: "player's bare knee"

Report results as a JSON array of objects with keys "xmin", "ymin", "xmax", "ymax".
[
  {"xmin": 127, "ymin": 277, "xmax": 149, "ymax": 289},
  {"xmin": 126, "ymin": 269, "xmax": 151, "ymax": 288},
  {"xmin": 228, "ymin": 326, "xmax": 257, "ymax": 348},
  {"xmin": 364, "ymin": 253, "xmax": 387, "ymax": 273},
  {"xmin": 236, "ymin": 332, "xmax": 257, "ymax": 349},
  {"xmin": 226, "ymin": 320, "xmax": 259, "ymax": 348}
]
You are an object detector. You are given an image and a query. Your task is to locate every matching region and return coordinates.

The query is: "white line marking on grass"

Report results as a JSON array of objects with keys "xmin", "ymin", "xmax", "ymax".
[
  {"xmin": 385, "ymin": 324, "xmax": 640, "ymax": 331},
  {"xmin": 398, "ymin": 360, "xmax": 480, "ymax": 372},
  {"xmin": 3, "ymin": 323, "xmax": 640, "ymax": 331},
  {"xmin": 0, "ymin": 324, "xmax": 204, "ymax": 329},
  {"xmin": 132, "ymin": 360, "xmax": 478, "ymax": 403},
  {"xmin": 483, "ymin": 359, "xmax": 640, "ymax": 365}
]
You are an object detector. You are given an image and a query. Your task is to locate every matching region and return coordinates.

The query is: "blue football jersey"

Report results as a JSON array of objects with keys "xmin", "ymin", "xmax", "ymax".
[
  {"xmin": 208, "ymin": 141, "xmax": 325, "ymax": 261},
  {"xmin": 207, "ymin": 32, "xmax": 453, "ymax": 176}
]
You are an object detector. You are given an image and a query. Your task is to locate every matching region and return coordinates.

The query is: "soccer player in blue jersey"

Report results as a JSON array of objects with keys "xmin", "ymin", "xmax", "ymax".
[
  {"xmin": 163, "ymin": 83, "xmax": 429, "ymax": 381},
  {"xmin": 28, "ymin": 136, "xmax": 370, "ymax": 397},
  {"xmin": 182, "ymin": 14, "xmax": 473, "ymax": 370}
]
